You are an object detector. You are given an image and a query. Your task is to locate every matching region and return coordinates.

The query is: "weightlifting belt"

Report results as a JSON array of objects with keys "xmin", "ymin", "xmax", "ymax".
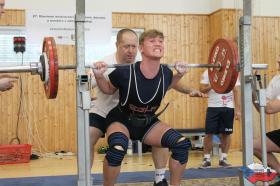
[{"xmin": 126, "ymin": 103, "xmax": 170, "ymax": 128}]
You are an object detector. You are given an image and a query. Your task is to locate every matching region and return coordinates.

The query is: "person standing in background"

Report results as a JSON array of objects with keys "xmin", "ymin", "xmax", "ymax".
[{"xmin": 199, "ymin": 70, "xmax": 241, "ymax": 168}]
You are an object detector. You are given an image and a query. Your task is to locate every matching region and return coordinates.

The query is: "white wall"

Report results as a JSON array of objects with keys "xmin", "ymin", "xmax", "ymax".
[
  {"xmin": 220, "ymin": 0, "xmax": 280, "ymax": 16},
  {"xmin": 6, "ymin": 0, "xmax": 211, "ymax": 14},
  {"xmin": 253, "ymin": 0, "xmax": 280, "ymax": 17},
  {"xmin": 5, "ymin": 0, "xmax": 280, "ymax": 16}
]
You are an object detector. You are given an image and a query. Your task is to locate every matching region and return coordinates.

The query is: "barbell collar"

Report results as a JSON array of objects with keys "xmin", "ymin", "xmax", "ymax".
[{"xmin": 30, "ymin": 62, "xmax": 42, "ymax": 75}]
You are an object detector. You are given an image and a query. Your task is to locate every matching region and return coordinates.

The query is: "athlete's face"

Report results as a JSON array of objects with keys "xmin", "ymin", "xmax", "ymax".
[
  {"xmin": 0, "ymin": 0, "xmax": 5, "ymax": 17},
  {"xmin": 139, "ymin": 36, "xmax": 164, "ymax": 60},
  {"xmin": 116, "ymin": 32, "xmax": 138, "ymax": 64}
]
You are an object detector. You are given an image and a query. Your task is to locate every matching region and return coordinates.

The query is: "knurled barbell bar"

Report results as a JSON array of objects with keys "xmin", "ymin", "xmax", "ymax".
[{"xmin": 0, "ymin": 37, "xmax": 268, "ymax": 99}]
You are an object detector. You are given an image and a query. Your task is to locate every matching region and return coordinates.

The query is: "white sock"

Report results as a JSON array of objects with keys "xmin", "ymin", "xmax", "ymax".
[
  {"xmin": 154, "ymin": 168, "xmax": 166, "ymax": 183},
  {"xmin": 220, "ymin": 153, "xmax": 227, "ymax": 160},
  {"xmin": 204, "ymin": 154, "xmax": 211, "ymax": 161}
]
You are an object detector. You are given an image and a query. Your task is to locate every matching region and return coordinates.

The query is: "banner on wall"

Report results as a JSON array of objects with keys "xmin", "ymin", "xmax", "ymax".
[{"xmin": 26, "ymin": 11, "xmax": 112, "ymax": 45}]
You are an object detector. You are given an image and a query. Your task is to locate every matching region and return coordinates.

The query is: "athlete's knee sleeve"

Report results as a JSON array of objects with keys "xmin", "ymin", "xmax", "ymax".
[
  {"xmin": 105, "ymin": 132, "xmax": 128, "ymax": 166},
  {"xmin": 161, "ymin": 129, "xmax": 191, "ymax": 164}
]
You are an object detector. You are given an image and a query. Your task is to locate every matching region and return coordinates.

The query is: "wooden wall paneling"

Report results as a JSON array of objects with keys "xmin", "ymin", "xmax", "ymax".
[
  {"xmin": 4, "ymin": 84, "xmax": 17, "ymax": 143},
  {"xmin": 251, "ymin": 17, "xmax": 262, "ymax": 138},
  {"xmin": 60, "ymin": 45, "xmax": 77, "ymax": 152},
  {"xmin": 263, "ymin": 18, "xmax": 270, "ymax": 66},
  {"xmin": 178, "ymin": 15, "xmax": 188, "ymax": 128},
  {"xmin": 170, "ymin": 15, "xmax": 180, "ymax": 129},
  {"xmin": 0, "ymin": 9, "xmax": 24, "ymax": 26},
  {"xmin": 57, "ymin": 46, "xmax": 65, "ymax": 151},
  {"xmin": 258, "ymin": 17, "xmax": 265, "ymax": 67},
  {"xmin": 179, "ymin": 15, "xmax": 188, "ymax": 129},
  {"xmin": 68, "ymin": 46, "xmax": 77, "ymax": 152},
  {"xmin": 133, "ymin": 13, "xmax": 146, "ymax": 29},
  {"xmin": 183, "ymin": 16, "xmax": 192, "ymax": 129},
  {"xmin": 265, "ymin": 17, "xmax": 276, "ymax": 137},
  {"xmin": 209, "ymin": 10, "xmax": 223, "ymax": 45},
  {"xmin": 59, "ymin": 46, "xmax": 67, "ymax": 151},
  {"xmin": 64, "ymin": 69, "xmax": 76, "ymax": 151},
  {"xmin": 189, "ymin": 15, "xmax": 199, "ymax": 129},
  {"xmin": 252, "ymin": 17, "xmax": 260, "ymax": 64},
  {"xmin": 276, "ymin": 18, "xmax": 280, "ymax": 59}
]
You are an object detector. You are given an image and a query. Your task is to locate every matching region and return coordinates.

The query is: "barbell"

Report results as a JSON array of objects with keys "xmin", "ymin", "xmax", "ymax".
[{"xmin": 0, "ymin": 37, "xmax": 268, "ymax": 99}]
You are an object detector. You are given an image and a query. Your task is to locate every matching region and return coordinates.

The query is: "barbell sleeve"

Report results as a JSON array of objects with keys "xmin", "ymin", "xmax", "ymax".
[{"xmin": 0, "ymin": 65, "xmax": 34, "ymax": 73}]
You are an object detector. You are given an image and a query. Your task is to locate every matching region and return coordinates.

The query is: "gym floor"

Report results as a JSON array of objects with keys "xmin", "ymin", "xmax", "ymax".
[{"xmin": 0, "ymin": 150, "xmax": 247, "ymax": 179}]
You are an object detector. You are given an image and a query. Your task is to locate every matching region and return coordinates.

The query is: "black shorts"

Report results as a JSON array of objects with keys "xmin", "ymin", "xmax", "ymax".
[
  {"xmin": 106, "ymin": 106, "xmax": 160, "ymax": 141},
  {"xmin": 205, "ymin": 107, "xmax": 234, "ymax": 135},
  {"xmin": 267, "ymin": 129, "xmax": 280, "ymax": 148},
  {"xmin": 89, "ymin": 113, "xmax": 108, "ymax": 136}
]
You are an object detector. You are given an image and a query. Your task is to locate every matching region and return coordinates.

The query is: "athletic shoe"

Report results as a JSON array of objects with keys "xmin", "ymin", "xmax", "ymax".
[
  {"xmin": 153, "ymin": 178, "xmax": 168, "ymax": 186},
  {"xmin": 219, "ymin": 158, "xmax": 232, "ymax": 167},
  {"xmin": 199, "ymin": 158, "xmax": 211, "ymax": 169}
]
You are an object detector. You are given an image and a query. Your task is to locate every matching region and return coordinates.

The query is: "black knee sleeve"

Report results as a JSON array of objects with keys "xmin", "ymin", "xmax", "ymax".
[
  {"xmin": 161, "ymin": 129, "xmax": 191, "ymax": 164},
  {"xmin": 105, "ymin": 132, "xmax": 128, "ymax": 167}
]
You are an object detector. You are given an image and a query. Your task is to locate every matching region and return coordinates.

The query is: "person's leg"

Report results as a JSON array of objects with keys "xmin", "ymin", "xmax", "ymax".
[
  {"xmin": 220, "ymin": 134, "xmax": 231, "ymax": 153},
  {"xmin": 89, "ymin": 126, "xmax": 103, "ymax": 168},
  {"xmin": 218, "ymin": 107, "xmax": 234, "ymax": 167},
  {"xmin": 219, "ymin": 133, "xmax": 231, "ymax": 166},
  {"xmin": 203, "ymin": 134, "xmax": 213, "ymax": 154},
  {"xmin": 152, "ymin": 147, "xmax": 169, "ymax": 185},
  {"xmin": 254, "ymin": 137, "xmax": 280, "ymax": 174},
  {"xmin": 144, "ymin": 122, "xmax": 190, "ymax": 186},
  {"xmin": 201, "ymin": 134, "xmax": 213, "ymax": 167},
  {"xmin": 201, "ymin": 107, "xmax": 219, "ymax": 168},
  {"xmin": 89, "ymin": 113, "xmax": 107, "ymax": 169},
  {"xmin": 103, "ymin": 122, "xmax": 130, "ymax": 186}
]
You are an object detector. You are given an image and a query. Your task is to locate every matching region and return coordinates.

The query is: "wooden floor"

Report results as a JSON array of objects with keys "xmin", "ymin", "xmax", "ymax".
[{"xmin": 0, "ymin": 149, "xmax": 248, "ymax": 179}]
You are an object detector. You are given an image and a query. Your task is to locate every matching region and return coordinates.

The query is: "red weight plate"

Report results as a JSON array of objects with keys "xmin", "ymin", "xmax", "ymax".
[
  {"xmin": 42, "ymin": 37, "xmax": 59, "ymax": 99},
  {"xmin": 208, "ymin": 38, "xmax": 239, "ymax": 94}
]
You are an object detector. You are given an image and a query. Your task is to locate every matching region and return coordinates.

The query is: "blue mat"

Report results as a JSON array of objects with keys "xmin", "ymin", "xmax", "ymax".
[{"xmin": 0, "ymin": 167, "xmax": 240, "ymax": 186}]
